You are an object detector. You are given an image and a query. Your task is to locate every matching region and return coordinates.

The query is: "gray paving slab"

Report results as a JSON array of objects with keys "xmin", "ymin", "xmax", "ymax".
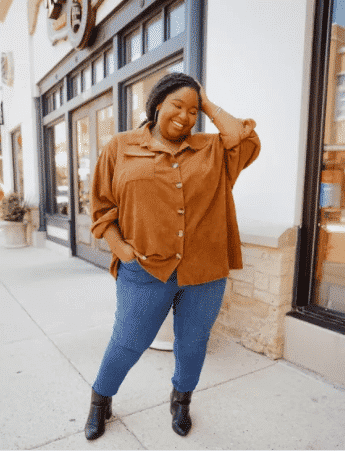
[
  {"xmin": 8, "ymin": 273, "xmax": 116, "ymax": 336},
  {"xmin": 34, "ymin": 421, "xmax": 145, "ymax": 450},
  {"xmin": 0, "ymin": 337, "xmax": 91, "ymax": 450},
  {"xmin": 0, "ymin": 283, "xmax": 45, "ymax": 344},
  {"xmin": 122, "ymin": 362, "xmax": 345, "ymax": 450},
  {"xmin": 0, "ymin": 252, "xmax": 116, "ymax": 337}
]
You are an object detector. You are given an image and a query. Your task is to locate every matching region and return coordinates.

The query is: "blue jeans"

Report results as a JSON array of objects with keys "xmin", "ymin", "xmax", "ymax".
[{"xmin": 93, "ymin": 260, "xmax": 226, "ymax": 397}]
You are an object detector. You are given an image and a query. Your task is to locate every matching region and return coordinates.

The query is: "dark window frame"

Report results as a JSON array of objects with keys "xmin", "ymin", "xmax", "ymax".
[{"xmin": 44, "ymin": 117, "xmax": 69, "ymax": 217}]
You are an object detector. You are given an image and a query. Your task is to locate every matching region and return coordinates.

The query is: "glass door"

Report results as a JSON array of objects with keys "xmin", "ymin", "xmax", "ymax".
[{"xmin": 72, "ymin": 91, "xmax": 115, "ymax": 267}]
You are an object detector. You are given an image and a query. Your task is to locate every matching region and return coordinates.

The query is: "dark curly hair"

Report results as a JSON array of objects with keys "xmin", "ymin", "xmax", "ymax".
[{"xmin": 139, "ymin": 72, "xmax": 201, "ymax": 127}]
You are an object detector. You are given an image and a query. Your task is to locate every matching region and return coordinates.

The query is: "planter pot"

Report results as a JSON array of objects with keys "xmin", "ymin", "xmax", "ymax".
[
  {"xmin": 150, "ymin": 307, "xmax": 174, "ymax": 351},
  {"xmin": 0, "ymin": 220, "xmax": 28, "ymax": 248}
]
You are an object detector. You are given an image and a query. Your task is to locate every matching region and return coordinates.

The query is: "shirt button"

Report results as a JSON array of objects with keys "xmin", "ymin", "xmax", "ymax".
[
  {"xmin": 176, "ymin": 182, "xmax": 182, "ymax": 188},
  {"xmin": 177, "ymin": 230, "xmax": 184, "ymax": 237},
  {"xmin": 172, "ymin": 162, "xmax": 179, "ymax": 168},
  {"xmin": 176, "ymin": 253, "xmax": 182, "ymax": 259},
  {"xmin": 177, "ymin": 209, "xmax": 185, "ymax": 215}
]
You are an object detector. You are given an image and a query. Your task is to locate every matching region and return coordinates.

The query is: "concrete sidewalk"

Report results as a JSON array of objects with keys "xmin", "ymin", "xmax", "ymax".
[{"xmin": 1, "ymin": 239, "xmax": 345, "ymax": 450}]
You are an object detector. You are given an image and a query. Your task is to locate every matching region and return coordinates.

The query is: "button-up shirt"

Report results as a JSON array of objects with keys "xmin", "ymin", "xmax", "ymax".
[{"xmin": 91, "ymin": 121, "xmax": 260, "ymax": 286}]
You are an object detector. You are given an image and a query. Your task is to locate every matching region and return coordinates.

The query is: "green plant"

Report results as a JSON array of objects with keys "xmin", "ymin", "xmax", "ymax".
[{"xmin": 0, "ymin": 192, "xmax": 27, "ymax": 222}]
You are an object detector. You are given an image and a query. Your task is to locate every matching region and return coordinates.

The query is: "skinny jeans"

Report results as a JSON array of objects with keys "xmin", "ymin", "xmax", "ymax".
[{"xmin": 92, "ymin": 259, "xmax": 226, "ymax": 397}]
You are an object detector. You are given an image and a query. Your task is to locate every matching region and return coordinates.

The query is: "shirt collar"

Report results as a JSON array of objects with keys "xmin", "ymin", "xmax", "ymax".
[{"xmin": 124, "ymin": 122, "xmax": 209, "ymax": 153}]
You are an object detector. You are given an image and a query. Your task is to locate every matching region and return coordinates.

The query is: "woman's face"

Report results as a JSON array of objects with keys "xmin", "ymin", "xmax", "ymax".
[{"xmin": 156, "ymin": 87, "xmax": 199, "ymax": 141}]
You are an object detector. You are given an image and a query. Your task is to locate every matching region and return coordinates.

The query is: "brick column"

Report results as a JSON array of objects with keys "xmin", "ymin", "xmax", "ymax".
[{"xmin": 213, "ymin": 240, "xmax": 296, "ymax": 359}]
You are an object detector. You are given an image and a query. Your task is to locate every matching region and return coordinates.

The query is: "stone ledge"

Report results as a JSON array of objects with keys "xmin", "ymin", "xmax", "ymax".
[{"xmin": 239, "ymin": 222, "xmax": 298, "ymax": 248}]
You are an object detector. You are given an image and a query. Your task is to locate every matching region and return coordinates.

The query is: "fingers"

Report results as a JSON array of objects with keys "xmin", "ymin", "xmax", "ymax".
[{"xmin": 133, "ymin": 249, "xmax": 147, "ymax": 260}]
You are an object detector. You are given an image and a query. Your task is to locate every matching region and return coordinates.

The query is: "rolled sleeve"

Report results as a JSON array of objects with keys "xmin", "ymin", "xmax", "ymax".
[
  {"xmin": 90, "ymin": 138, "xmax": 119, "ymax": 239},
  {"xmin": 223, "ymin": 120, "xmax": 261, "ymax": 188}
]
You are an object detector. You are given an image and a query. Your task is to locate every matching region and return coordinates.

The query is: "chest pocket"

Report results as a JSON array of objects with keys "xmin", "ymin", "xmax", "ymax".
[{"xmin": 122, "ymin": 149, "xmax": 155, "ymax": 181}]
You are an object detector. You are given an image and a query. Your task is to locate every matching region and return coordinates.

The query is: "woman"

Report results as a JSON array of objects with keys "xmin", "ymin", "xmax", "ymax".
[{"xmin": 85, "ymin": 73, "xmax": 260, "ymax": 440}]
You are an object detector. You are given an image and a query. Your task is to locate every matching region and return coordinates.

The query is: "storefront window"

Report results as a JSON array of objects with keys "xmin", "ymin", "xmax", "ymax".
[
  {"xmin": 125, "ymin": 29, "xmax": 142, "ymax": 63},
  {"xmin": 145, "ymin": 14, "xmax": 164, "ymax": 52},
  {"xmin": 314, "ymin": 0, "xmax": 345, "ymax": 313},
  {"xmin": 94, "ymin": 56, "xmax": 104, "ymax": 84},
  {"xmin": 168, "ymin": 1, "xmax": 185, "ymax": 38},
  {"xmin": 83, "ymin": 66, "xmax": 92, "ymax": 91},
  {"xmin": 76, "ymin": 117, "xmax": 90, "ymax": 215},
  {"xmin": 97, "ymin": 105, "xmax": 114, "ymax": 156},
  {"xmin": 105, "ymin": 49, "xmax": 115, "ymax": 75},
  {"xmin": 52, "ymin": 121, "xmax": 68, "ymax": 215},
  {"xmin": 72, "ymin": 73, "xmax": 81, "ymax": 98}
]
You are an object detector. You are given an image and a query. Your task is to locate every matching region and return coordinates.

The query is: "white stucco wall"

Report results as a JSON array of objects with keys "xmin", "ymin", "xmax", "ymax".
[
  {"xmin": 0, "ymin": 0, "xmax": 38, "ymax": 203},
  {"xmin": 205, "ymin": 0, "xmax": 314, "ymax": 236}
]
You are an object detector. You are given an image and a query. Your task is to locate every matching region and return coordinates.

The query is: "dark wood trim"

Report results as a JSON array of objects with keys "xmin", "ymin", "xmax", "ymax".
[
  {"xmin": 67, "ymin": 110, "xmax": 77, "ymax": 256},
  {"xmin": 294, "ymin": 0, "xmax": 334, "ymax": 307}
]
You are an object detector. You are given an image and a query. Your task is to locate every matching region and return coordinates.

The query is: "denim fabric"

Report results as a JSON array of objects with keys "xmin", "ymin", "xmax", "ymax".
[{"xmin": 92, "ymin": 259, "xmax": 226, "ymax": 397}]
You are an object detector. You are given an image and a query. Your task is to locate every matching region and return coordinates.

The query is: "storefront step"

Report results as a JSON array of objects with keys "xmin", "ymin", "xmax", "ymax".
[{"xmin": 284, "ymin": 314, "xmax": 345, "ymax": 388}]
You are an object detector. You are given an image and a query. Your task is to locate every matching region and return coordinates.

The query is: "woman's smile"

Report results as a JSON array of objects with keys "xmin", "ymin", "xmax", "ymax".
[{"xmin": 171, "ymin": 120, "xmax": 186, "ymax": 130}]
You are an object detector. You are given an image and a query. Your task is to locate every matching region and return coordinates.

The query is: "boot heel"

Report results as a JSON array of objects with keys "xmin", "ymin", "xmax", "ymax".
[{"xmin": 106, "ymin": 404, "xmax": 112, "ymax": 420}]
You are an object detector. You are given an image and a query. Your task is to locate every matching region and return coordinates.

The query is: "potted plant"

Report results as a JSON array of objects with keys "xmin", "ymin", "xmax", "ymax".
[{"xmin": 0, "ymin": 192, "xmax": 28, "ymax": 248}]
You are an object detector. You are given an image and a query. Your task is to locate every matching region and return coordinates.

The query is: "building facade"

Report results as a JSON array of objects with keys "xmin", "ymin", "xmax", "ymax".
[{"xmin": 1, "ymin": 0, "xmax": 344, "ymax": 385}]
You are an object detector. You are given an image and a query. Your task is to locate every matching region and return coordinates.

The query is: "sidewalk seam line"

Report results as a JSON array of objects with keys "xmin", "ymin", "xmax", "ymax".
[{"xmin": 0, "ymin": 280, "xmax": 91, "ymax": 387}]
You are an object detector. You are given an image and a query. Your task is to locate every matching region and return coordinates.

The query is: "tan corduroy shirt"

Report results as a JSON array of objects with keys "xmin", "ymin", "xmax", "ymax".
[{"xmin": 91, "ymin": 121, "xmax": 260, "ymax": 286}]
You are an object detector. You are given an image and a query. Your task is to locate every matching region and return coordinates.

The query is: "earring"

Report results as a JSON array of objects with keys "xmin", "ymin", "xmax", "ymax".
[{"xmin": 154, "ymin": 109, "xmax": 159, "ymax": 123}]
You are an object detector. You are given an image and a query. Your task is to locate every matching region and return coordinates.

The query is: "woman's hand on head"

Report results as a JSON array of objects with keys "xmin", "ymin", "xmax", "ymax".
[{"xmin": 196, "ymin": 81, "xmax": 210, "ymax": 113}]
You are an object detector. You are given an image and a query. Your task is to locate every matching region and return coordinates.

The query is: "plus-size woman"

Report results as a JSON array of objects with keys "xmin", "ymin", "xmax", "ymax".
[{"xmin": 85, "ymin": 72, "xmax": 260, "ymax": 440}]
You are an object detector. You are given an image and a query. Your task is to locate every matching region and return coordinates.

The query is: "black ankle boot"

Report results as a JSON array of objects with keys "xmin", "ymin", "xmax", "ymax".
[
  {"xmin": 85, "ymin": 388, "xmax": 112, "ymax": 440},
  {"xmin": 170, "ymin": 387, "xmax": 193, "ymax": 436}
]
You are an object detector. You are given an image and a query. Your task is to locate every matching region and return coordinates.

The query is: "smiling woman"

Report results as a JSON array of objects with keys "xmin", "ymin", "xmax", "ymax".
[{"xmin": 85, "ymin": 72, "xmax": 260, "ymax": 440}]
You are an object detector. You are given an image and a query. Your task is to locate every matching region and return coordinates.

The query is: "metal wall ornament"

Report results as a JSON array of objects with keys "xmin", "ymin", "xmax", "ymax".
[
  {"xmin": 45, "ymin": 0, "xmax": 66, "ymax": 20},
  {"xmin": 46, "ymin": 0, "xmax": 101, "ymax": 50},
  {"xmin": 67, "ymin": 0, "xmax": 95, "ymax": 49}
]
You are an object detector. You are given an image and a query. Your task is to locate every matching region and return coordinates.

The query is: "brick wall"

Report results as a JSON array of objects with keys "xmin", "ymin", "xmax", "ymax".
[{"xmin": 213, "ymin": 240, "xmax": 296, "ymax": 359}]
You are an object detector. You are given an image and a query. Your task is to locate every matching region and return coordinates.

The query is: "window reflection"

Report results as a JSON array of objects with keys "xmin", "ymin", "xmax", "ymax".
[
  {"xmin": 127, "ymin": 60, "xmax": 184, "ymax": 130},
  {"xmin": 168, "ymin": 1, "xmax": 185, "ymax": 38},
  {"xmin": 145, "ymin": 15, "xmax": 163, "ymax": 52},
  {"xmin": 83, "ymin": 66, "xmax": 92, "ymax": 91},
  {"xmin": 94, "ymin": 56, "xmax": 104, "ymax": 84},
  {"xmin": 106, "ymin": 49, "xmax": 115, "ymax": 75},
  {"xmin": 53, "ymin": 122, "xmax": 68, "ymax": 215},
  {"xmin": 76, "ymin": 117, "xmax": 90, "ymax": 215},
  {"xmin": 97, "ymin": 105, "xmax": 115, "ymax": 156},
  {"xmin": 126, "ymin": 29, "xmax": 142, "ymax": 63},
  {"xmin": 72, "ymin": 73, "xmax": 81, "ymax": 97}
]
